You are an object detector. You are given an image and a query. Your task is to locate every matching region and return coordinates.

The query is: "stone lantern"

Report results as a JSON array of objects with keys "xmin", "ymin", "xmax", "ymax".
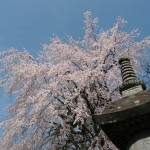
[{"xmin": 94, "ymin": 58, "xmax": 150, "ymax": 150}]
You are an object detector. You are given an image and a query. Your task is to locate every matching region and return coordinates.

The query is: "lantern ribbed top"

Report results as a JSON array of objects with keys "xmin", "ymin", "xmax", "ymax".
[
  {"xmin": 119, "ymin": 58, "xmax": 137, "ymax": 82},
  {"xmin": 119, "ymin": 57, "xmax": 146, "ymax": 96}
]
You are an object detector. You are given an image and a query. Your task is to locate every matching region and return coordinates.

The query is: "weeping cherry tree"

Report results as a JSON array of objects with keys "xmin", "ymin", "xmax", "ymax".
[{"xmin": 0, "ymin": 12, "xmax": 150, "ymax": 150}]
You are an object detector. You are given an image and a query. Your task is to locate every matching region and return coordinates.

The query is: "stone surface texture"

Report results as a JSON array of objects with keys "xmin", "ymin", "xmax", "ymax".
[{"xmin": 128, "ymin": 131, "xmax": 150, "ymax": 150}]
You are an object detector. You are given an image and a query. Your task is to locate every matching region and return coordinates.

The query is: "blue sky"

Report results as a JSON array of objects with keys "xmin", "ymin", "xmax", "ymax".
[
  {"xmin": 0, "ymin": 0, "xmax": 150, "ymax": 55},
  {"xmin": 0, "ymin": 0, "xmax": 150, "ymax": 133}
]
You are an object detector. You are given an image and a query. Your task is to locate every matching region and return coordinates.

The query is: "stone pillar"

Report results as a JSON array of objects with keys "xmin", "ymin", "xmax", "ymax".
[{"xmin": 127, "ymin": 130, "xmax": 150, "ymax": 150}]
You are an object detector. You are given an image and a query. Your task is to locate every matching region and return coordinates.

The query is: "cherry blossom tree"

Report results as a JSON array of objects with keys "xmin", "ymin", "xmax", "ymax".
[{"xmin": 0, "ymin": 11, "xmax": 150, "ymax": 150}]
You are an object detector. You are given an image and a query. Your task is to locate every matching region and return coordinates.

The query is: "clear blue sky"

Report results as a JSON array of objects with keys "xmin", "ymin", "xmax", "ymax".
[{"xmin": 0, "ymin": 0, "xmax": 150, "ymax": 131}]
